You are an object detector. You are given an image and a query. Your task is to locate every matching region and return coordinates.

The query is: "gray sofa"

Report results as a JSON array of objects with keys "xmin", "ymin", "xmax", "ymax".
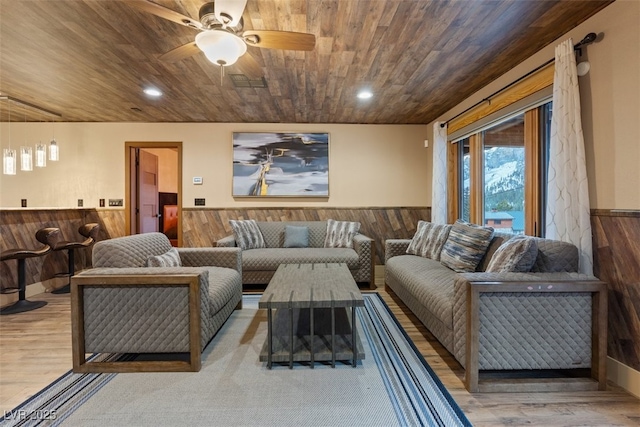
[
  {"xmin": 218, "ymin": 221, "xmax": 375, "ymax": 289},
  {"xmin": 70, "ymin": 232, "xmax": 242, "ymax": 372},
  {"xmin": 385, "ymin": 232, "xmax": 607, "ymax": 392}
]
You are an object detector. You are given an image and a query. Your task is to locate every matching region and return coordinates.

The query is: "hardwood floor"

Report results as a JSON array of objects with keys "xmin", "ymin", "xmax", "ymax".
[{"xmin": 1, "ymin": 288, "xmax": 639, "ymax": 425}]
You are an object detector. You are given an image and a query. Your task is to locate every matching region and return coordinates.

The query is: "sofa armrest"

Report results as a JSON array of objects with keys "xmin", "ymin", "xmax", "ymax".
[
  {"xmin": 216, "ymin": 235, "xmax": 236, "ymax": 247},
  {"xmin": 71, "ymin": 267, "xmax": 212, "ymax": 372},
  {"xmin": 178, "ymin": 247, "xmax": 242, "ymax": 273},
  {"xmin": 353, "ymin": 234, "xmax": 375, "ymax": 288},
  {"xmin": 384, "ymin": 239, "xmax": 411, "ymax": 264},
  {"xmin": 452, "ymin": 272, "xmax": 607, "ymax": 392}
]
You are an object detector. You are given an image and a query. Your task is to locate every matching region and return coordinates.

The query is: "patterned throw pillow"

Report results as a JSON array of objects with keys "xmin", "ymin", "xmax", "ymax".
[
  {"xmin": 486, "ymin": 235, "xmax": 538, "ymax": 272},
  {"xmin": 147, "ymin": 247, "xmax": 182, "ymax": 267},
  {"xmin": 440, "ymin": 220, "xmax": 494, "ymax": 272},
  {"xmin": 283, "ymin": 225, "xmax": 309, "ymax": 248},
  {"xmin": 324, "ymin": 219, "xmax": 361, "ymax": 248},
  {"xmin": 406, "ymin": 221, "xmax": 452, "ymax": 260},
  {"xmin": 229, "ymin": 219, "xmax": 266, "ymax": 250}
]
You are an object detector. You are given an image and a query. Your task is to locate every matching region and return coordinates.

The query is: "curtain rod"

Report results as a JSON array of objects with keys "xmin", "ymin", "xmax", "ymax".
[
  {"xmin": 0, "ymin": 95, "xmax": 62, "ymax": 118},
  {"xmin": 439, "ymin": 32, "xmax": 597, "ymax": 128}
]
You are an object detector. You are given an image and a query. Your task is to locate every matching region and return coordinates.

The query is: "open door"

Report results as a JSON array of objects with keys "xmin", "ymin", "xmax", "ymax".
[
  {"xmin": 138, "ymin": 149, "xmax": 160, "ymax": 233},
  {"xmin": 125, "ymin": 142, "xmax": 183, "ymax": 246}
]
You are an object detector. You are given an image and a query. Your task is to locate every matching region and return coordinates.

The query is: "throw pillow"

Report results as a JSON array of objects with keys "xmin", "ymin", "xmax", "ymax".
[
  {"xmin": 406, "ymin": 221, "xmax": 452, "ymax": 260},
  {"xmin": 440, "ymin": 219, "xmax": 494, "ymax": 272},
  {"xmin": 147, "ymin": 247, "xmax": 182, "ymax": 267},
  {"xmin": 229, "ymin": 219, "xmax": 266, "ymax": 250},
  {"xmin": 324, "ymin": 219, "xmax": 361, "ymax": 248},
  {"xmin": 283, "ymin": 225, "xmax": 309, "ymax": 248},
  {"xmin": 486, "ymin": 235, "xmax": 538, "ymax": 273}
]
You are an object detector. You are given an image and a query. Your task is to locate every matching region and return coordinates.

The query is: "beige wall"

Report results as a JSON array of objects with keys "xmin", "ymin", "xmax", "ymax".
[
  {"xmin": 427, "ymin": 0, "xmax": 640, "ymax": 210},
  {"xmin": 0, "ymin": 123, "xmax": 429, "ymax": 208}
]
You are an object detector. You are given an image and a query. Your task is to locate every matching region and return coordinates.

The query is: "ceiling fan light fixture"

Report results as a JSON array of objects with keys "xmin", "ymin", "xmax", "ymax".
[{"xmin": 196, "ymin": 30, "xmax": 246, "ymax": 66}]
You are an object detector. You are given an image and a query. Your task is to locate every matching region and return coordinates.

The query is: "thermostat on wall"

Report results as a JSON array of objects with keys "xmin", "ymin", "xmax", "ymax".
[{"xmin": 193, "ymin": 177, "xmax": 203, "ymax": 185}]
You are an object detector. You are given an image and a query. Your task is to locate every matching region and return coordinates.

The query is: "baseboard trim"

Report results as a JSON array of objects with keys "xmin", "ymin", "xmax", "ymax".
[{"xmin": 608, "ymin": 357, "xmax": 640, "ymax": 398}]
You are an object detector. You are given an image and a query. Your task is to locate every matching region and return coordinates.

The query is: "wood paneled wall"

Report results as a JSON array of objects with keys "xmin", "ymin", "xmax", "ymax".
[
  {"xmin": 1, "ymin": 207, "xmax": 428, "ymax": 291},
  {"xmin": 0, "ymin": 209, "xmax": 125, "ymax": 292},
  {"xmin": 592, "ymin": 210, "xmax": 640, "ymax": 371},
  {"xmin": 181, "ymin": 207, "xmax": 431, "ymax": 264}
]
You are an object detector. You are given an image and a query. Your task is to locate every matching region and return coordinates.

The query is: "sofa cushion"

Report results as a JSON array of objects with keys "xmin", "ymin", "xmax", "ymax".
[
  {"xmin": 93, "ymin": 232, "xmax": 173, "ymax": 268},
  {"xmin": 283, "ymin": 225, "xmax": 309, "ymax": 248},
  {"xmin": 477, "ymin": 232, "xmax": 512, "ymax": 272},
  {"xmin": 241, "ymin": 248, "xmax": 360, "ymax": 271},
  {"xmin": 146, "ymin": 247, "xmax": 182, "ymax": 267},
  {"xmin": 229, "ymin": 219, "xmax": 265, "ymax": 250},
  {"xmin": 529, "ymin": 238, "xmax": 579, "ymax": 272},
  {"xmin": 406, "ymin": 221, "xmax": 452, "ymax": 260},
  {"xmin": 386, "ymin": 255, "xmax": 456, "ymax": 331},
  {"xmin": 324, "ymin": 219, "xmax": 360, "ymax": 248},
  {"xmin": 440, "ymin": 220, "xmax": 494, "ymax": 272},
  {"xmin": 256, "ymin": 221, "xmax": 327, "ymax": 248},
  {"xmin": 486, "ymin": 235, "xmax": 538, "ymax": 272},
  {"xmin": 202, "ymin": 267, "xmax": 242, "ymax": 315}
]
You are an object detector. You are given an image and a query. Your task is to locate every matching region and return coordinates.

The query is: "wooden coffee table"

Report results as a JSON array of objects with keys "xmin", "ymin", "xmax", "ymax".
[{"xmin": 259, "ymin": 263, "xmax": 365, "ymax": 369}]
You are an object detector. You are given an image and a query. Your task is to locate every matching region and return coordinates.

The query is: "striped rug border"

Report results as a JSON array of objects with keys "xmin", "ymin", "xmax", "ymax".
[{"xmin": 360, "ymin": 294, "xmax": 471, "ymax": 426}]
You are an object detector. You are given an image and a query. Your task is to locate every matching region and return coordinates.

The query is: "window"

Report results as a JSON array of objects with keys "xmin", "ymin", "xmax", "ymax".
[
  {"xmin": 459, "ymin": 138, "xmax": 470, "ymax": 222},
  {"xmin": 483, "ymin": 113, "xmax": 525, "ymax": 234},
  {"xmin": 450, "ymin": 102, "xmax": 551, "ymax": 236}
]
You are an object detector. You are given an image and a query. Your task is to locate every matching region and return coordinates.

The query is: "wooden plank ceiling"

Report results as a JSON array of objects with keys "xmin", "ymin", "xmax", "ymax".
[{"xmin": 0, "ymin": 0, "xmax": 612, "ymax": 124}]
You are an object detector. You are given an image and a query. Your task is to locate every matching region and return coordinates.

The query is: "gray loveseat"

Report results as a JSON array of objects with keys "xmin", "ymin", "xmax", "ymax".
[
  {"xmin": 385, "ymin": 231, "xmax": 607, "ymax": 392},
  {"xmin": 218, "ymin": 221, "xmax": 375, "ymax": 289},
  {"xmin": 71, "ymin": 232, "xmax": 242, "ymax": 372}
]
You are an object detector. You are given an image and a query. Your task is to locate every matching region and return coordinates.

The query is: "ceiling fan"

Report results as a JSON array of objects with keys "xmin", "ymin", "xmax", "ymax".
[{"xmin": 132, "ymin": 0, "xmax": 316, "ymax": 69}]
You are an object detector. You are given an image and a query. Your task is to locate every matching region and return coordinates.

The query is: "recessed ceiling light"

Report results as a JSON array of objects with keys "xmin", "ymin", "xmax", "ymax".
[
  {"xmin": 143, "ymin": 88, "xmax": 163, "ymax": 97},
  {"xmin": 357, "ymin": 90, "xmax": 373, "ymax": 100}
]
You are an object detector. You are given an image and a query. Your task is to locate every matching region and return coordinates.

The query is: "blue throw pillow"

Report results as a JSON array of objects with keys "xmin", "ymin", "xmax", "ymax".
[{"xmin": 283, "ymin": 225, "xmax": 309, "ymax": 248}]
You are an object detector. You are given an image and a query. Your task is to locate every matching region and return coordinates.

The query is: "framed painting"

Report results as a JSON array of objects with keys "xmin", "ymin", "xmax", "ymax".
[{"xmin": 232, "ymin": 132, "xmax": 329, "ymax": 197}]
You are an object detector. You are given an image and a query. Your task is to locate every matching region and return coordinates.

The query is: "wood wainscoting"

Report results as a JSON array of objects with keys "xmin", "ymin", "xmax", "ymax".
[
  {"xmin": 592, "ymin": 209, "xmax": 640, "ymax": 373},
  {"xmin": 1, "ymin": 207, "xmax": 428, "ymax": 294},
  {"xmin": 0, "ymin": 209, "xmax": 125, "ymax": 295},
  {"xmin": 182, "ymin": 207, "xmax": 431, "ymax": 265}
]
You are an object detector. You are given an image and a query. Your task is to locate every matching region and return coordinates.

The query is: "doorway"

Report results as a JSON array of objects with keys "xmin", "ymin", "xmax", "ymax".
[{"xmin": 125, "ymin": 141, "xmax": 182, "ymax": 246}]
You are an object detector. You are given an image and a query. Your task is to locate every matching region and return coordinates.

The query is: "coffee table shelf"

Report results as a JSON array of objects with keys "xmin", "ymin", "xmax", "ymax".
[
  {"xmin": 259, "ymin": 263, "xmax": 365, "ymax": 369},
  {"xmin": 259, "ymin": 307, "xmax": 365, "ymax": 364}
]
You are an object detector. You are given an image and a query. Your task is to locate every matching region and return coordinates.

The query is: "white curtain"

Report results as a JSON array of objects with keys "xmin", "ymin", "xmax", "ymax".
[
  {"xmin": 431, "ymin": 122, "xmax": 448, "ymax": 224},
  {"xmin": 546, "ymin": 39, "xmax": 593, "ymax": 275}
]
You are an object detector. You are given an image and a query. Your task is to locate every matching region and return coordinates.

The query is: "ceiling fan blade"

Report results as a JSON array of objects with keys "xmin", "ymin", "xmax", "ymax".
[
  {"xmin": 243, "ymin": 30, "xmax": 316, "ymax": 51},
  {"xmin": 214, "ymin": 0, "xmax": 247, "ymax": 27},
  {"xmin": 159, "ymin": 42, "xmax": 200, "ymax": 62},
  {"xmin": 131, "ymin": 0, "xmax": 202, "ymax": 30}
]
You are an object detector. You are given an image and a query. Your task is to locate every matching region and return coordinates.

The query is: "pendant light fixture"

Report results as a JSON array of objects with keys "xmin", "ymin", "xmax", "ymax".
[
  {"xmin": 2, "ymin": 95, "xmax": 61, "ymax": 173},
  {"xmin": 20, "ymin": 147, "xmax": 33, "ymax": 171},
  {"xmin": 3, "ymin": 148, "xmax": 16, "ymax": 175},
  {"xmin": 3, "ymin": 100, "xmax": 17, "ymax": 175},
  {"xmin": 35, "ymin": 109, "xmax": 47, "ymax": 167},
  {"xmin": 49, "ymin": 118, "xmax": 59, "ymax": 161},
  {"xmin": 35, "ymin": 143, "xmax": 47, "ymax": 167},
  {"xmin": 20, "ymin": 110, "xmax": 33, "ymax": 171}
]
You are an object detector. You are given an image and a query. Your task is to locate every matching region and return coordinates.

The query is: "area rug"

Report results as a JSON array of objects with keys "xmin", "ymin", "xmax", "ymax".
[{"xmin": 1, "ymin": 294, "xmax": 470, "ymax": 427}]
